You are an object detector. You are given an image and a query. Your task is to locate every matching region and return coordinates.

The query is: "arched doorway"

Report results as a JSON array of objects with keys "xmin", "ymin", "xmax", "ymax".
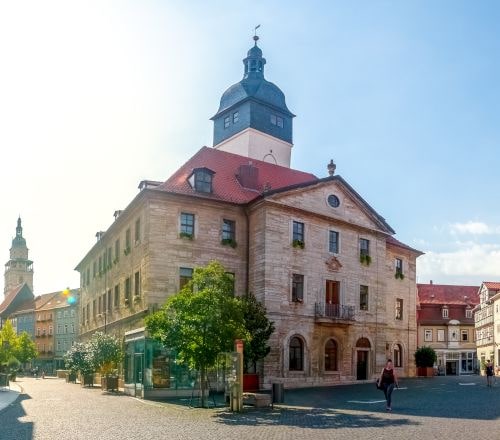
[{"xmin": 356, "ymin": 337, "xmax": 371, "ymax": 380}]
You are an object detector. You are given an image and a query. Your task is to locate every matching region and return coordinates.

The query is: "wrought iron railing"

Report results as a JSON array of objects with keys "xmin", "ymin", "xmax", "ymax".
[{"xmin": 315, "ymin": 303, "xmax": 355, "ymax": 321}]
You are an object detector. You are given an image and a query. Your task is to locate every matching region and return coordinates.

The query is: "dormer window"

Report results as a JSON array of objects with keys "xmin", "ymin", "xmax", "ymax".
[
  {"xmin": 188, "ymin": 168, "xmax": 214, "ymax": 193},
  {"xmin": 442, "ymin": 307, "xmax": 449, "ymax": 318}
]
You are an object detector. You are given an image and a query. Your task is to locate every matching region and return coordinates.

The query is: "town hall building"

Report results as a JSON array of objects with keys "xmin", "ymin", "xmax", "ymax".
[{"xmin": 75, "ymin": 35, "xmax": 422, "ymax": 396}]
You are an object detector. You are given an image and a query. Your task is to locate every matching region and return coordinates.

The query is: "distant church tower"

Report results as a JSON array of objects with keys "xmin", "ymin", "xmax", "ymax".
[
  {"xmin": 211, "ymin": 34, "xmax": 295, "ymax": 168},
  {"xmin": 4, "ymin": 217, "xmax": 34, "ymax": 296}
]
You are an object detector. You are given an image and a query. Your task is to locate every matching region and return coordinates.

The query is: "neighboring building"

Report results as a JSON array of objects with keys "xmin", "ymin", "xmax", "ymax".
[
  {"xmin": 417, "ymin": 282, "xmax": 479, "ymax": 375},
  {"xmin": 53, "ymin": 289, "xmax": 79, "ymax": 370},
  {"xmin": 4, "ymin": 217, "xmax": 34, "ymax": 295},
  {"xmin": 0, "ymin": 218, "xmax": 35, "ymax": 329},
  {"xmin": 10, "ymin": 306, "xmax": 35, "ymax": 337},
  {"xmin": 75, "ymin": 36, "xmax": 423, "ymax": 396},
  {"xmin": 33, "ymin": 290, "xmax": 80, "ymax": 374},
  {"xmin": 474, "ymin": 282, "xmax": 500, "ymax": 372}
]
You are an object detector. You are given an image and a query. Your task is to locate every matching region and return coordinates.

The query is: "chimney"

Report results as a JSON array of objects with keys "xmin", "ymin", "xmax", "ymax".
[
  {"xmin": 236, "ymin": 163, "xmax": 259, "ymax": 190},
  {"xmin": 327, "ymin": 159, "xmax": 336, "ymax": 176},
  {"xmin": 430, "ymin": 280, "xmax": 433, "ymax": 285}
]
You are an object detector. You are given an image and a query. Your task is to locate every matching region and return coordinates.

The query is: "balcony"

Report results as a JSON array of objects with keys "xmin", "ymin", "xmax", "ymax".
[{"xmin": 315, "ymin": 303, "xmax": 355, "ymax": 326}]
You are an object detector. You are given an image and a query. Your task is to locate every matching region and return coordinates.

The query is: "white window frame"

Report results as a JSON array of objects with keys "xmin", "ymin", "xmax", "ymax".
[{"xmin": 424, "ymin": 329, "xmax": 433, "ymax": 342}]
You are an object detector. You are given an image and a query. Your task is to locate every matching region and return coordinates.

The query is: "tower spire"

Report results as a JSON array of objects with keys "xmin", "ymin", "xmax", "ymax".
[{"xmin": 243, "ymin": 27, "xmax": 265, "ymax": 79}]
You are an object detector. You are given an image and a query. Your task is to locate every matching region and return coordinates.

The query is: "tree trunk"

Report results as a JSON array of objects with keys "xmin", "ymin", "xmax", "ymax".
[{"xmin": 200, "ymin": 365, "xmax": 207, "ymax": 408}]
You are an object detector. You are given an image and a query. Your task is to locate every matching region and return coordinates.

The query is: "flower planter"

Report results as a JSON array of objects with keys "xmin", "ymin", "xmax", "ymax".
[
  {"xmin": 243, "ymin": 374, "xmax": 260, "ymax": 392},
  {"xmin": 66, "ymin": 372, "xmax": 77, "ymax": 383},
  {"xmin": 101, "ymin": 376, "xmax": 119, "ymax": 392},
  {"xmin": 416, "ymin": 367, "xmax": 434, "ymax": 377},
  {"xmin": 82, "ymin": 374, "xmax": 94, "ymax": 387}
]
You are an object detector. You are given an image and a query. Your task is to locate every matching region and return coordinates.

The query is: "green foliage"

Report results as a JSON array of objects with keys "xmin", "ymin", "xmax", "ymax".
[
  {"xmin": 221, "ymin": 238, "xmax": 237, "ymax": 248},
  {"xmin": 64, "ymin": 342, "xmax": 94, "ymax": 375},
  {"xmin": 292, "ymin": 239, "xmax": 305, "ymax": 249},
  {"xmin": 414, "ymin": 346, "xmax": 437, "ymax": 367},
  {"xmin": 240, "ymin": 293, "xmax": 275, "ymax": 373},
  {"xmin": 0, "ymin": 320, "xmax": 19, "ymax": 367},
  {"xmin": 179, "ymin": 232, "xmax": 193, "ymax": 240},
  {"xmin": 15, "ymin": 331, "xmax": 38, "ymax": 364},
  {"xmin": 360, "ymin": 254, "xmax": 372, "ymax": 265},
  {"xmin": 146, "ymin": 261, "xmax": 247, "ymax": 406},
  {"xmin": 395, "ymin": 270, "xmax": 405, "ymax": 280},
  {"xmin": 87, "ymin": 331, "xmax": 123, "ymax": 376}
]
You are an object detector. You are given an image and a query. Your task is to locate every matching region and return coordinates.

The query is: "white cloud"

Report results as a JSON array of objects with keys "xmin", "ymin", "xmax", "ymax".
[
  {"xmin": 449, "ymin": 221, "xmax": 500, "ymax": 235},
  {"xmin": 417, "ymin": 242, "xmax": 500, "ymax": 285}
]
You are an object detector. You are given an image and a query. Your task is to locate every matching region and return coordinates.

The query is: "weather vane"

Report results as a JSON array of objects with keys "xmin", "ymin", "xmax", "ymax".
[{"xmin": 253, "ymin": 24, "xmax": 261, "ymax": 43}]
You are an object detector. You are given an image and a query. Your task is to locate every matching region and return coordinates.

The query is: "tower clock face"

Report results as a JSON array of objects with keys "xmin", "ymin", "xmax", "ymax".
[{"xmin": 327, "ymin": 194, "xmax": 340, "ymax": 208}]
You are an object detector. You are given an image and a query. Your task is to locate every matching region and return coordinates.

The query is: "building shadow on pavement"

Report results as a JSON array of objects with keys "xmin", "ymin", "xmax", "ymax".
[
  {"xmin": 0, "ymin": 393, "xmax": 34, "ymax": 440},
  {"xmin": 213, "ymin": 406, "xmax": 418, "ymax": 430}
]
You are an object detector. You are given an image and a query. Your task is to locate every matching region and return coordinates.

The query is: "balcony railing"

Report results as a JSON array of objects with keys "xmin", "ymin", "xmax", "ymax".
[{"xmin": 315, "ymin": 303, "xmax": 355, "ymax": 322}]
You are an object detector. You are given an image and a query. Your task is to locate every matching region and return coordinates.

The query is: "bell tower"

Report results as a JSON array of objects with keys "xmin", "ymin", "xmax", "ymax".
[
  {"xmin": 211, "ymin": 33, "xmax": 295, "ymax": 167},
  {"xmin": 4, "ymin": 217, "xmax": 34, "ymax": 296}
]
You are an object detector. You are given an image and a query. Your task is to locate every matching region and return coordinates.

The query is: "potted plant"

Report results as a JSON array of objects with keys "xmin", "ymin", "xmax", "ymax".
[
  {"xmin": 87, "ymin": 332, "xmax": 123, "ymax": 392},
  {"xmin": 240, "ymin": 293, "xmax": 275, "ymax": 392},
  {"xmin": 64, "ymin": 342, "xmax": 94, "ymax": 387},
  {"xmin": 414, "ymin": 346, "xmax": 437, "ymax": 377},
  {"xmin": 292, "ymin": 239, "xmax": 305, "ymax": 249}
]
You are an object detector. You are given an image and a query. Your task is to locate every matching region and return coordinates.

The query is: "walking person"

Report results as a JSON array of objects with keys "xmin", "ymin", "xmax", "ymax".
[
  {"xmin": 485, "ymin": 360, "xmax": 494, "ymax": 387},
  {"xmin": 377, "ymin": 359, "xmax": 399, "ymax": 411}
]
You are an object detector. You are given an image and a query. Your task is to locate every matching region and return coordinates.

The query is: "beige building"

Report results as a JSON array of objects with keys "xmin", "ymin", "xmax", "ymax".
[
  {"xmin": 417, "ymin": 283, "xmax": 479, "ymax": 375},
  {"xmin": 75, "ymin": 37, "xmax": 422, "ymax": 393},
  {"xmin": 474, "ymin": 282, "xmax": 500, "ymax": 371}
]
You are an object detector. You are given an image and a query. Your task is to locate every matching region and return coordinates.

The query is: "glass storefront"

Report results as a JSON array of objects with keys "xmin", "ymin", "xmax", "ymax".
[{"xmin": 124, "ymin": 328, "xmax": 197, "ymax": 397}]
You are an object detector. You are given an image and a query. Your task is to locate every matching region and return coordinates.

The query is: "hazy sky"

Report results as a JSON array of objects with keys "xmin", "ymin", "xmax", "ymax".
[{"xmin": 1, "ymin": 0, "xmax": 499, "ymax": 299}]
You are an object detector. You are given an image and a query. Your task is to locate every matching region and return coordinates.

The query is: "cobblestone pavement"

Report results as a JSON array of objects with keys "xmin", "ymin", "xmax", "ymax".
[{"xmin": 0, "ymin": 375, "xmax": 498, "ymax": 440}]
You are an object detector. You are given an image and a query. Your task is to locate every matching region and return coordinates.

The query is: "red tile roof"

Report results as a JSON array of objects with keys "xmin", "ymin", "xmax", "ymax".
[
  {"xmin": 417, "ymin": 283, "xmax": 479, "ymax": 306},
  {"xmin": 483, "ymin": 281, "xmax": 500, "ymax": 290},
  {"xmin": 0, "ymin": 284, "xmax": 24, "ymax": 314},
  {"xmin": 157, "ymin": 146, "xmax": 318, "ymax": 204},
  {"xmin": 386, "ymin": 236, "xmax": 423, "ymax": 255}
]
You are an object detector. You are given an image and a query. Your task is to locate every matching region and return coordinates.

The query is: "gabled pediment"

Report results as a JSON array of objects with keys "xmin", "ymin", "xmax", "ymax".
[{"xmin": 261, "ymin": 175, "xmax": 395, "ymax": 234}]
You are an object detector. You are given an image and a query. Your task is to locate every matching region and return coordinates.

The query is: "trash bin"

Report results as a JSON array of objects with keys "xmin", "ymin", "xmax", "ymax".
[{"xmin": 272, "ymin": 383, "xmax": 284, "ymax": 403}]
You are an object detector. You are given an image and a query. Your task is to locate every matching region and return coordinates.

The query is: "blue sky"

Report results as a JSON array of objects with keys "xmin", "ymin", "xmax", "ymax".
[{"xmin": 0, "ymin": 0, "xmax": 499, "ymax": 296}]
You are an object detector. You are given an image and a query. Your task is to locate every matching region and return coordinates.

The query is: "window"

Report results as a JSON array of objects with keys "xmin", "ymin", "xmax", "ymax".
[
  {"xmin": 71, "ymin": 309, "xmax": 75, "ymax": 317},
  {"xmin": 395, "ymin": 298, "xmax": 403, "ymax": 320},
  {"xmin": 125, "ymin": 277, "xmax": 131, "ymax": 303},
  {"xmin": 224, "ymin": 115, "xmax": 230, "ymax": 128},
  {"xmin": 442, "ymin": 307, "xmax": 449, "ymax": 318},
  {"xmin": 270, "ymin": 114, "xmax": 284, "ymax": 128},
  {"xmin": 135, "ymin": 218, "xmax": 141, "ymax": 244},
  {"xmin": 324, "ymin": 339, "xmax": 337, "ymax": 371},
  {"xmin": 438, "ymin": 329, "xmax": 444, "ymax": 342},
  {"xmin": 359, "ymin": 285, "xmax": 369, "ymax": 311},
  {"xmin": 57, "ymin": 324, "xmax": 62, "ymax": 334},
  {"xmin": 360, "ymin": 238, "xmax": 370, "ymax": 257},
  {"xmin": 233, "ymin": 111, "xmax": 239, "ymax": 123},
  {"xmin": 86, "ymin": 304, "xmax": 90, "ymax": 323},
  {"xmin": 114, "ymin": 239, "xmax": 120, "ymax": 262},
  {"xmin": 394, "ymin": 344, "xmax": 402, "ymax": 368},
  {"xmin": 424, "ymin": 329, "xmax": 433, "ymax": 342},
  {"xmin": 125, "ymin": 228, "xmax": 131, "ymax": 252},
  {"xmin": 70, "ymin": 323, "xmax": 75, "ymax": 334},
  {"xmin": 179, "ymin": 267, "xmax": 193, "ymax": 290},
  {"xmin": 395, "ymin": 258, "xmax": 403, "ymax": 277},
  {"xmin": 98, "ymin": 256, "xmax": 103, "ymax": 273},
  {"xmin": 222, "ymin": 219, "xmax": 236, "ymax": 242},
  {"xmin": 86, "ymin": 268, "xmax": 90, "ymax": 285},
  {"xmin": 64, "ymin": 324, "xmax": 68, "ymax": 334},
  {"xmin": 107, "ymin": 289, "xmax": 112, "ymax": 311},
  {"xmin": 107, "ymin": 247, "xmax": 112, "ymax": 267},
  {"xmin": 292, "ymin": 221, "xmax": 304, "ymax": 244},
  {"xmin": 190, "ymin": 169, "xmax": 213, "ymax": 193},
  {"xmin": 461, "ymin": 330, "xmax": 468, "ymax": 341},
  {"xmin": 134, "ymin": 271, "xmax": 140, "ymax": 297},
  {"xmin": 114, "ymin": 285, "xmax": 120, "ymax": 309},
  {"xmin": 465, "ymin": 309, "xmax": 472, "ymax": 319},
  {"xmin": 292, "ymin": 274, "xmax": 304, "ymax": 302},
  {"xmin": 329, "ymin": 230, "xmax": 339, "ymax": 254},
  {"xmin": 289, "ymin": 337, "xmax": 303, "ymax": 371},
  {"xmin": 180, "ymin": 213, "xmax": 195, "ymax": 237},
  {"xmin": 98, "ymin": 295, "xmax": 102, "ymax": 315},
  {"xmin": 93, "ymin": 261, "xmax": 97, "ymax": 278}
]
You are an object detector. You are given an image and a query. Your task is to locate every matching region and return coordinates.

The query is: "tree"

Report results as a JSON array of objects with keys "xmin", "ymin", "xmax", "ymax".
[
  {"xmin": 414, "ymin": 346, "xmax": 437, "ymax": 368},
  {"xmin": 240, "ymin": 293, "xmax": 275, "ymax": 373},
  {"xmin": 15, "ymin": 331, "xmax": 38, "ymax": 366},
  {"xmin": 0, "ymin": 320, "xmax": 19, "ymax": 370},
  {"xmin": 146, "ymin": 261, "xmax": 248, "ymax": 407},
  {"xmin": 64, "ymin": 342, "xmax": 93, "ymax": 376},
  {"xmin": 87, "ymin": 331, "xmax": 122, "ymax": 377}
]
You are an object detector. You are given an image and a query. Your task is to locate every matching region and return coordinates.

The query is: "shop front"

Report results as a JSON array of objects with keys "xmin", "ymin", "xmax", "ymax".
[{"xmin": 124, "ymin": 327, "xmax": 197, "ymax": 398}]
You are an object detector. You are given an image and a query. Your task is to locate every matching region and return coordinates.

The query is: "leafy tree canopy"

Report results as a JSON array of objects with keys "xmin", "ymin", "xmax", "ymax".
[
  {"xmin": 15, "ymin": 331, "xmax": 38, "ymax": 364},
  {"xmin": 414, "ymin": 345, "xmax": 437, "ymax": 367},
  {"xmin": 87, "ymin": 331, "xmax": 123, "ymax": 376},
  {"xmin": 241, "ymin": 293, "xmax": 274, "ymax": 373},
  {"xmin": 146, "ymin": 261, "xmax": 248, "ymax": 373},
  {"xmin": 0, "ymin": 320, "xmax": 19, "ymax": 366}
]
